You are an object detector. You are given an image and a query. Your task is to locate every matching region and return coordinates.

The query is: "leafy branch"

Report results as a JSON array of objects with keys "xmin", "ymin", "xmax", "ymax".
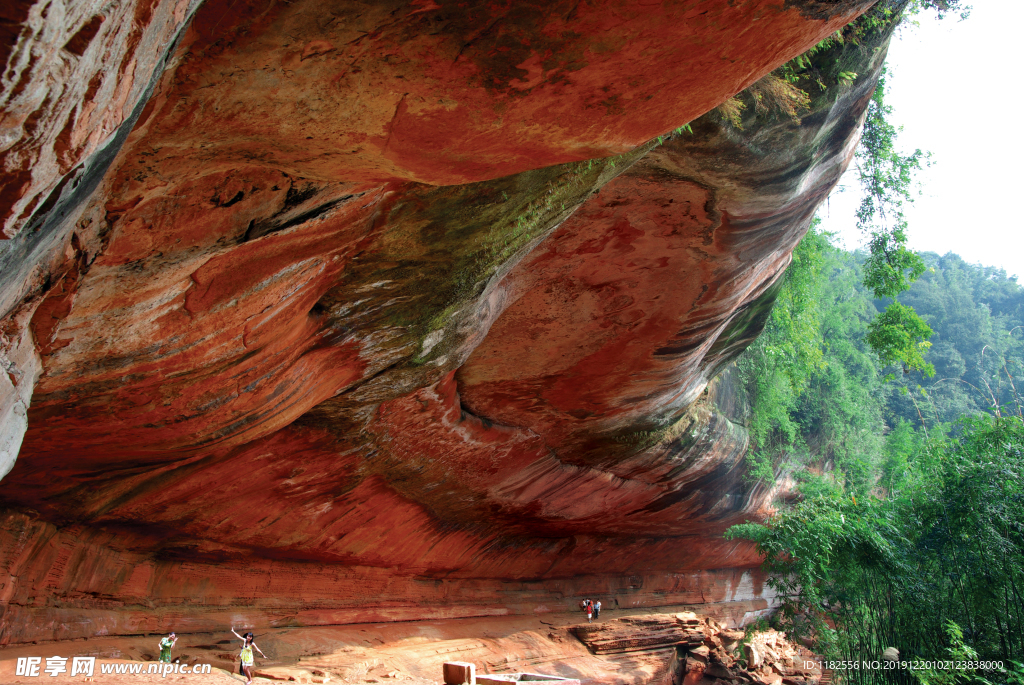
[{"xmin": 853, "ymin": 70, "xmax": 934, "ymax": 376}]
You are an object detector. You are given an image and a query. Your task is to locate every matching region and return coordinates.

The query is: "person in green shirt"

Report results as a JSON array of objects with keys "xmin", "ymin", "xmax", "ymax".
[
  {"xmin": 158, "ymin": 632, "xmax": 177, "ymax": 663},
  {"xmin": 231, "ymin": 627, "xmax": 266, "ymax": 685}
]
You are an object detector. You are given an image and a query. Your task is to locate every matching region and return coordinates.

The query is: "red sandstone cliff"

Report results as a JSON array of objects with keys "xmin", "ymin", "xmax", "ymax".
[{"xmin": 1, "ymin": 0, "xmax": 886, "ymax": 645}]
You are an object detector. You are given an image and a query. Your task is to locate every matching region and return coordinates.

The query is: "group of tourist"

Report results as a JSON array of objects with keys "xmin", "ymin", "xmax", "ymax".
[
  {"xmin": 160, "ymin": 601, "xmax": 604, "ymax": 681},
  {"xmin": 158, "ymin": 628, "xmax": 265, "ymax": 684},
  {"xmin": 580, "ymin": 598, "xmax": 602, "ymax": 622}
]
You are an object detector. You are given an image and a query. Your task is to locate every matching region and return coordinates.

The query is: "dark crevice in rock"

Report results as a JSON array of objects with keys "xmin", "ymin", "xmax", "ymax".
[
  {"xmin": 62, "ymin": 15, "xmax": 104, "ymax": 57},
  {"xmin": 241, "ymin": 194, "xmax": 359, "ymax": 243}
]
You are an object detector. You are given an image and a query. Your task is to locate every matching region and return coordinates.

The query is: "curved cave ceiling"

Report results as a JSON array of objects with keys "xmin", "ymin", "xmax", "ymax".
[{"xmin": 0, "ymin": 0, "xmax": 883, "ymax": 644}]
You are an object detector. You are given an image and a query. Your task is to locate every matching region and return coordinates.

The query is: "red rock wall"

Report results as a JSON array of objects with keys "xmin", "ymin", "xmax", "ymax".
[
  {"xmin": 0, "ymin": 0, "xmax": 199, "ymax": 241},
  {"xmin": 0, "ymin": 504, "xmax": 774, "ymax": 644},
  {"xmin": 92, "ymin": 0, "xmax": 872, "ymax": 187},
  {"xmin": 0, "ymin": 0, "xmax": 885, "ymax": 644},
  {"xmin": 1, "ymin": 0, "xmax": 201, "ymax": 480}
]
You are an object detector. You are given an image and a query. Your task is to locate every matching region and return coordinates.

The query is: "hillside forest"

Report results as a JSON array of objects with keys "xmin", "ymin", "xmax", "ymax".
[
  {"xmin": 728, "ymin": 232, "xmax": 1024, "ymax": 683},
  {"xmin": 717, "ymin": 3, "xmax": 1024, "ymax": 681}
]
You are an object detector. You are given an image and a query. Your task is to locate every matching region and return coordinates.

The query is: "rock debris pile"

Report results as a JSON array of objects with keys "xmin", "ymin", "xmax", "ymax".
[
  {"xmin": 574, "ymin": 614, "xmax": 822, "ymax": 685},
  {"xmin": 573, "ymin": 613, "xmax": 707, "ymax": 654}
]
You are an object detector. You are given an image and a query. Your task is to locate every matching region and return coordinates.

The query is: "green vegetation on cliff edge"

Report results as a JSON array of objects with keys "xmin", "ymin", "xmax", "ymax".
[
  {"xmin": 732, "ymin": 229, "xmax": 1024, "ymax": 681},
  {"xmin": 724, "ymin": 4, "xmax": 1024, "ymax": 678}
]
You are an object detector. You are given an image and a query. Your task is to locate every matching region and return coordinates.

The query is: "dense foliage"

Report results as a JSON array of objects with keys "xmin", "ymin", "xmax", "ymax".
[
  {"xmin": 737, "ymin": 226, "xmax": 887, "ymax": 496},
  {"xmin": 728, "ymin": 2, "xmax": 1003, "ymax": 678},
  {"xmin": 731, "ymin": 231, "xmax": 1024, "ymax": 683},
  {"xmin": 727, "ymin": 415, "xmax": 1024, "ymax": 685},
  {"xmin": 889, "ymin": 254, "xmax": 1024, "ymax": 427}
]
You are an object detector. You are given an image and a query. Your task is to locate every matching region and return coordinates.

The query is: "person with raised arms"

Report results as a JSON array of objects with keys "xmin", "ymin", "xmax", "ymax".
[{"xmin": 231, "ymin": 627, "xmax": 266, "ymax": 684}]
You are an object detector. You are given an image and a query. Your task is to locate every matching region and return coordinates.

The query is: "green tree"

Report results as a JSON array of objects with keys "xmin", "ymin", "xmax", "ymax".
[
  {"xmin": 854, "ymin": 69, "xmax": 934, "ymax": 376},
  {"xmin": 866, "ymin": 300, "xmax": 934, "ymax": 377}
]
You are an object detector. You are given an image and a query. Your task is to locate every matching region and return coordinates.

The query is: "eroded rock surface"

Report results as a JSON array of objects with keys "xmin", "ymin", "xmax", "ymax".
[
  {"xmin": 0, "ymin": 610, "xmax": 823, "ymax": 685},
  {"xmin": 0, "ymin": 0, "xmax": 886, "ymax": 646}
]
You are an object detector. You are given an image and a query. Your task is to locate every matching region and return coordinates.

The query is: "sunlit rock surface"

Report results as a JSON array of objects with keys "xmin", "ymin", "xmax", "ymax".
[
  {"xmin": 0, "ymin": 610, "xmax": 819, "ymax": 684},
  {"xmin": 0, "ymin": 0, "xmax": 884, "ymax": 645}
]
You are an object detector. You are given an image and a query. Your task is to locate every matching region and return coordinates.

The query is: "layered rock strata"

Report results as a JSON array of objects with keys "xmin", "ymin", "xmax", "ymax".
[
  {"xmin": 0, "ymin": 611, "xmax": 821, "ymax": 685},
  {"xmin": 0, "ymin": 611, "xmax": 824, "ymax": 685},
  {"xmin": 1, "ymin": 0, "xmax": 887, "ymax": 645},
  {"xmin": 573, "ymin": 613, "xmax": 707, "ymax": 655},
  {"xmin": 1, "ymin": 0, "xmax": 204, "ymax": 477}
]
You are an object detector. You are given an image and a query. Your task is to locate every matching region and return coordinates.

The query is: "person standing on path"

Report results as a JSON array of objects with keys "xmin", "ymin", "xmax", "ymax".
[
  {"xmin": 593, "ymin": 601, "xmax": 601, "ymax": 621},
  {"xmin": 158, "ymin": 632, "xmax": 177, "ymax": 663},
  {"xmin": 231, "ymin": 628, "xmax": 266, "ymax": 685}
]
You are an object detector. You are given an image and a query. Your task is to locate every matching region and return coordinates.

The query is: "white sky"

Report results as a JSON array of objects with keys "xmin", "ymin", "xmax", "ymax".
[{"xmin": 817, "ymin": 0, "xmax": 1024, "ymax": 279}]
